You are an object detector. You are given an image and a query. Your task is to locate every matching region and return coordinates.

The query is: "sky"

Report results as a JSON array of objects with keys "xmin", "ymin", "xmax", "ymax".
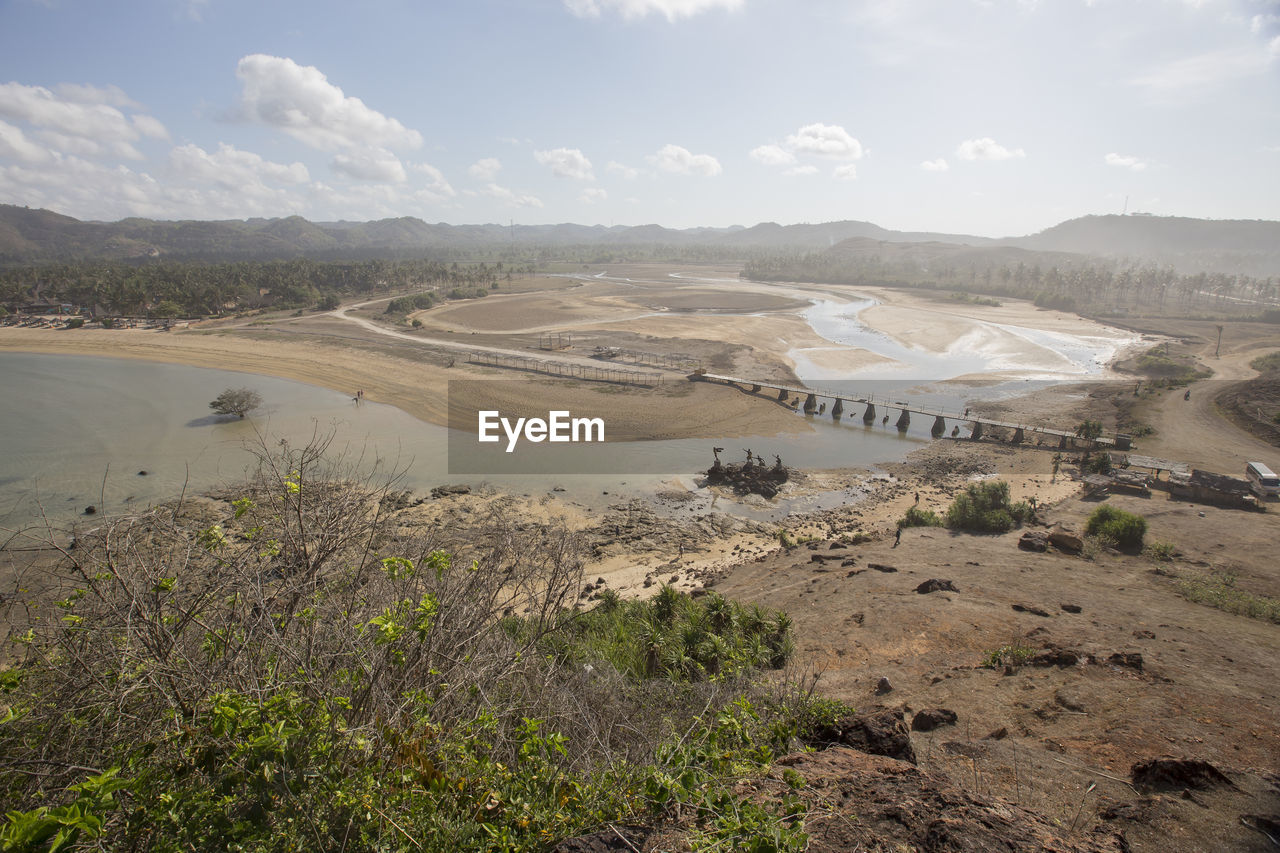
[{"xmin": 0, "ymin": 0, "xmax": 1277, "ymax": 238}]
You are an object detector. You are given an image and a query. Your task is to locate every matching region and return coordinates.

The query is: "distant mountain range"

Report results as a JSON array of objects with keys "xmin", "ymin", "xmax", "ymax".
[{"xmin": 2, "ymin": 205, "xmax": 1277, "ymax": 276}]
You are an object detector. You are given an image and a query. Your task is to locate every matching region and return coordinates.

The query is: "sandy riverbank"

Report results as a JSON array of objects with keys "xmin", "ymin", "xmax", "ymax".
[{"xmin": 0, "ymin": 326, "xmax": 805, "ymax": 441}]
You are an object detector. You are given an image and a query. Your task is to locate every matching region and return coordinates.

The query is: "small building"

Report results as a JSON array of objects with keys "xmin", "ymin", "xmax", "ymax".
[{"xmin": 1169, "ymin": 469, "xmax": 1260, "ymax": 510}]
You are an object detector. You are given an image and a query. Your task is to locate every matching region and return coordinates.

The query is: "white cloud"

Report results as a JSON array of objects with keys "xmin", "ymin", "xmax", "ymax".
[
  {"xmin": 409, "ymin": 162, "xmax": 457, "ymax": 203},
  {"xmin": 1251, "ymin": 13, "xmax": 1280, "ymax": 35},
  {"xmin": 563, "ymin": 0, "xmax": 742, "ymax": 22},
  {"xmin": 132, "ymin": 114, "xmax": 170, "ymax": 140},
  {"xmin": 607, "ymin": 160, "xmax": 640, "ymax": 180},
  {"xmin": 1131, "ymin": 46, "xmax": 1273, "ymax": 96},
  {"xmin": 236, "ymin": 54, "xmax": 423, "ymax": 153},
  {"xmin": 580, "ymin": 187, "xmax": 608, "ymax": 203},
  {"xmin": 750, "ymin": 144, "xmax": 795, "ymax": 166},
  {"xmin": 468, "ymin": 157, "xmax": 502, "ymax": 180},
  {"xmin": 331, "ymin": 149, "xmax": 408, "ymax": 183},
  {"xmin": 956, "ymin": 137, "xmax": 1025, "ymax": 161},
  {"xmin": 34, "ymin": 130, "xmax": 102, "ymax": 159},
  {"xmin": 170, "ymin": 142, "xmax": 310, "ymax": 188},
  {"xmin": 782, "ymin": 165, "xmax": 818, "ymax": 176},
  {"xmin": 1104, "ymin": 152, "xmax": 1148, "ymax": 171},
  {"xmin": 0, "ymin": 81, "xmax": 166, "ymax": 154},
  {"xmin": 784, "ymin": 123, "xmax": 863, "ymax": 160},
  {"xmin": 481, "ymin": 183, "xmax": 544, "ymax": 208},
  {"xmin": 0, "ymin": 120, "xmax": 52, "ymax": 165},
  {"xmin": 52, "ymin": 83, "xmax": 138, "ymax": 108},
  {"xmin": 920, "ymin": 158, "xmax": 949, "ymax": 172},
  {"xmin": 832, "ymin": 164, "xmax": 858, "ymax": 181},
  {"xmin": 534, "ymin": 147, "xmax": 594, "ymax": 180},
  {"xmin": 649, "ymin": 144, "xmax": 721, "ymax": 176}
]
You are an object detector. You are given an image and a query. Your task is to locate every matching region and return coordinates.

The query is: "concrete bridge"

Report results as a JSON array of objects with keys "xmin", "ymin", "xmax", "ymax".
[{"xmin": 689, "ymin": 372, "xmax": 1127, "ymax": 450}]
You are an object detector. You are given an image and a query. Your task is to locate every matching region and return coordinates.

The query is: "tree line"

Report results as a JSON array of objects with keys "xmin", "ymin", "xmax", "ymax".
[
  {"xmin": 743, "ymin": 252, "xmax": 1280, "ymax": 320},
  {"xmin": 0, "ymin": 257, "xmax": 534, "ymax": 318}
]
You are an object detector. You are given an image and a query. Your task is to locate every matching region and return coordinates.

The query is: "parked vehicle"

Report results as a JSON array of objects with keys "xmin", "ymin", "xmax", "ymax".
[{"xmin": 1245, "ymin": 461, "xmax": 1279, "ymax": 498}]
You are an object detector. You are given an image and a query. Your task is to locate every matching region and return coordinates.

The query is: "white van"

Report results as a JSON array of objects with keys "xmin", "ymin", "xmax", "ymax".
[{"xmin": 1245, "ymin": 462, "xmax": 1279, "ymax": 498}]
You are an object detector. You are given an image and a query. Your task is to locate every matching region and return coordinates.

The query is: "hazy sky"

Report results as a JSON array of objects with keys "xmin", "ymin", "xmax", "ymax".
[{"xmin": 1, "ymin": 0, "xmax": 1277, "ymax": 236}]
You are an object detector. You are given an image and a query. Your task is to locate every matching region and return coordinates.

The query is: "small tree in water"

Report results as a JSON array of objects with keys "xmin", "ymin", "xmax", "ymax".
[{"xmin": 209, "ymin": 387, "xmax": 263, "ymax": 418}]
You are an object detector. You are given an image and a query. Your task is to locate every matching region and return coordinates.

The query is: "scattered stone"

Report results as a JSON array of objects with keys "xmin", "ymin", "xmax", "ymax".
[
  {"xmin": 868, "ymin": 563, "xmax": 898, "ymax": 573},
  {"xmin": 841, "ymin": 558, "xmax": 857, "ymax": 567},
  {"xmin": 704, "ymin": 450, "xmax": 790, "ymax": 499},
  {"xmin": 875, "ymin": 676, "xmax": 894, "ymax": 695},
  {"xmin": 83, "ymin": 505, "xmax": 96, "ymax": 515},
  {"xmin": 430, "ymin": 484, "xmax": 472, "ymax": 499},
  {"xmin": 986, "ymin": 727, "xmax": 1009, "ymax": 740},
  {"xmin": 916, "ymin": 579, "xmax": 958, "ymax": 594},
  {"xmin": 1018, "ymin": 531, "xmax": 1049, "ymax": 552},
  {"xmin": 1133, "ymin": 629, "xmax": 1156, "ymax": 639},
  {"xmin": 1031, "ymin": 648, "xmax": 1088, "ymax": 667},
  {"xmin": 911, "ymin": 708, "xmax": 958, "ymax": 732},
  {"xmin": 642, "ymin": 577, "xmax": 653, "ymax": 588},
  {"xmin": 137, "ymin": 470, "xmax": 147, "ymax": 476},
  {"xmin": 1108, "ymin": 652, "xmax": 1144, "ymax": 672},
  {"xmin": 1131, "ymin": 758, "xmax": 1235, "ymax": 792},
  {"xmin": 810, "ymin": 553, "xmax": 845, "ymax": 563},
  {"xmin": 850, "ymin": 612, "xmax": 864, "ymax": 625},
  {"xmin": 1012, "ymin": 604, "xmax": 1051, "ymax": 617},
  {"xmin": 1061, "ymin": 603, "xmax": 1083, "ymax": 614},
  {"xmin": 828, "ymin": 541, "xmax": 847, "ymax": 550}
]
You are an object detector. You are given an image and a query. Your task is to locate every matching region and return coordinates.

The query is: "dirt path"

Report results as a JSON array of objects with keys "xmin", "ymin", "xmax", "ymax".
[{"xmin": 1135, "ymin": 344, "xmax": 1278, "ymax": 473}]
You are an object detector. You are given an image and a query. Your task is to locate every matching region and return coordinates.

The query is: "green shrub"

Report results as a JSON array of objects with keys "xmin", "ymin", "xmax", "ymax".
[
  {"xmin": 1175, "ymin": 570, "xmax": 1280, "ymax": 623},
  {"xmin": 944, "ymin": 480, "xmax": 1033, "ymax": 533},
  {"xmin": 981, "ymin": 642, "xmax": 1037, "ymax": 668},
  {"xmin": 1085, "ymin": 504, "xmax": 1147, "ymax": 549},
  {"xmin": 898, "ymin": 506, "xmax": 943, "ymax": 529},
  {"xmin": 1249, "ymin": 351, "xmax": 1280, "ymax": 373}
]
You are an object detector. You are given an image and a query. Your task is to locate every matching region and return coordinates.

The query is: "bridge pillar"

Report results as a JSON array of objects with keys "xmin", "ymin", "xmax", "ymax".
[
  {"xmin": 1010, "ymin": 427, "xmax": 1025, "ymax": 444},
  {"xmin": 931, "ymin": 415, "xmax": 946, "ymax": 438},
  {"xmin": 831, "ymin": 399, "xmax": 844, "ymax": 419},
  {"xmin": 970, "ymin": 421, "xmax": 984, "ymax": 441},
  {"xmin": 804, "ymin": 393, "xmax": 818, "ymax": 414},
  {"xmin": 777, "ymin": 388, "xmax": 788, "ymax": 402},
  {"xmin": 1058, "ymin": 434, "xmax": 1068, "ymax": 450},
  {"xmin": 750, "ymin": 384, "xmax": 760, "ymax": 394},
  {"xmin": 895, "ymin": 410, "xmax": 911, "ymax": 432},
  {"xmin": 862, "ymin": 403, "xmax": 876, "ymax": 424}
]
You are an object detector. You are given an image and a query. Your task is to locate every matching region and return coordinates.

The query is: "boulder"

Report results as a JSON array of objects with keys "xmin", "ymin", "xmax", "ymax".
[
  {"xmin": 911, "ymin": 708, "xmax": 958, "ymax": 732},
  {"xmin": 1048, "ymin": 524, "xmax": 1084, "ymax": 554},
  {"xmin": 1108, "ymin": 652, "xmax": 1144, "ymax": 672},
  {"xmin": 806, "ymin": 708, "xmax": 917, "ymax": 764},
  {"xmin": 1131, "ymin": 758, "xmax": 1235, "ymax": 792},
  {"xmin": 1018, "ymin": 531, "xmax": 1049, "ymax": 552},
  {"xmin": 916, "ymin": 579, "xmax": 958, "ymax": 594}
]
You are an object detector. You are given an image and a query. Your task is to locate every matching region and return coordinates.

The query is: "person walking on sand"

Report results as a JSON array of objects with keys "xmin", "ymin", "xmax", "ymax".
[
  {"xmin": 893, "ymin": 527, "xmax": 902, "ymax": 547},
  {"xmin": 914, "ymin": 492, "xmax": 920, "ymax": 505}
]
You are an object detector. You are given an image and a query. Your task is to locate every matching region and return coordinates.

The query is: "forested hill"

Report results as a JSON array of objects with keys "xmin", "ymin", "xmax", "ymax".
[
  {"xmin": 1, "ymin": 204, "xmax": 1277, "ymax": 276},
  {"xmin": 0, "ymin": 204, "xmax": 995, "ymax": 262},
  {"xmin": 1010, "ymin": 214, "xmax": 1280, "ymax": 277}
]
